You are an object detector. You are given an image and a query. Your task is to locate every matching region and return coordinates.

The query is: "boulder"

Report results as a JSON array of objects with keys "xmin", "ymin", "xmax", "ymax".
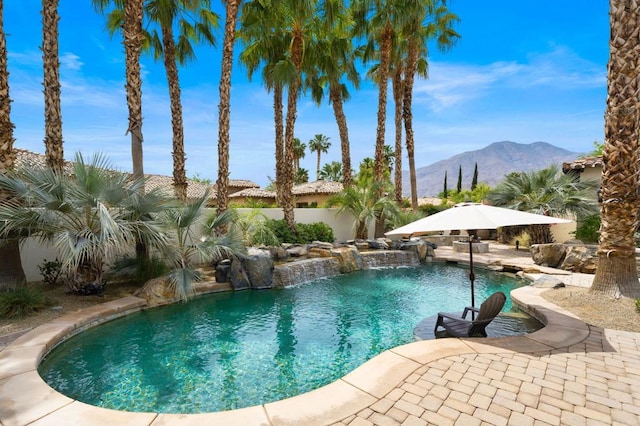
[
  {"xmin": 308, "ymin": 247, "xmax": 333, "ymax": 258},
  {"xmin": 368, "ymin": 239, "xmax": 389, "ymax": 250},
  {"xmin": 530, "ymin": 243, "xmax": 566, "ymax": 268},
  {"xmin": 266, "ymin": 246, "xmax": 289, "ymax": 261},
  {"xmin": 560, "ymin": 245, "xmax": 597, "ymax": 274},
  {"xmin": 286, "ymin": 245, "xmax": 308, "ymax": 257},
  {"xmin": 531, "ymin": 275, "xmax": 565, "ymax": 288},
  {"xmin": 242, "ymin": 248, "xmax": 275, "ymax": 289},
  {"xmin": 215, "ymin": 259, "xmax": 231, "ymax": 283},
  {"xmin": 135, "ymin": 276, "xmax": 178, "ymax": 306},
  {"xmin": 229, "ymin": 258, "xmax": 251, "ymax": 290},
  {"xmin": 311, "ymin": 241, "xmax": 335, "ymax": 250},
  {"xmin": 329, "ymin": 246, "xmax": 363, "ymax": 273},
  {"xmin": 354, "ymin": 240, "xmax": 369, "ymax": 251},
  {"xmin": 399, "ymin": 240, "xmax": 428, "ymax": 262}
]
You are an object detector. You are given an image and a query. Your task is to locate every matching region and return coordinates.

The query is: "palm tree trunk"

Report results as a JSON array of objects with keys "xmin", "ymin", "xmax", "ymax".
[
  {"xmin": 216, "ymin": 0, "xmax": 240, "ymax": 217},
  {"xmin": 124, "ymin": 0, "xmax": 144, "ymax": 180},
  {"xmin": 392, "ymin": 68, "xmax": 403, "ymax": 204},
  {"xmin": 329, "ymin": 84, "xmax": 352, "ymax": 187},
  {"xmin": 316, "ymin": 151, "xmax": 321, "ymax": 181},
  {"xmin": 161, "ymin": 26, "xmax": 187, "ymax": 202},
  {"xmin": 274, "ymin": 84, "xmax": 284, "ymax": 207},
  {"xmin": 403, "ymin": 39, "xmax": 419, "ymax": 211},
  {"xmin": 0, "ymin": 4, "xmax": 25, "ymax": 287},
  {"xmin": 373, "ymin": 23, "xmax": 393, "ymax": 237},
  {"xmin": 42, "ymin": 0, "xmax": 64, "ymax": 173},
  {"xmin": 591, "ymin": 0, "xmax": 640, "ymax": 298}
]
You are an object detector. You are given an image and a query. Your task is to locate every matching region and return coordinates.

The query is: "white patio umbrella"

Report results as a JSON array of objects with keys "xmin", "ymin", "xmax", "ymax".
[{"xmin": 385, "ymin": 203, "xmax": 572, "ymax": 311}]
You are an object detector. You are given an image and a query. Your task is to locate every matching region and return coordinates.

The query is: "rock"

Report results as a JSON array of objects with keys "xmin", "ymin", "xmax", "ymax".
[
  {"xmin": 215, "ymin": 259, "xmax": 231, "ymax": 283},
  {"xmin": 368, "ymin": 239, "xmax": 389, "ymax": 250},
  {"xmin": 329, "ymin": 246, "xmax": 363, "ymax": 273},
  {"xmin": 399, "ymin": 240, "xmax": 428, "ymax": 262},
  {"xmin": 531, "ymin": 275, "xmax": 565, "ymax": 288},
  {"xmin": 530, "ymin": 243, "xmax": 566, "ymax": 268},
  {"xmin": 311, "ymin": 241, "xmax": 334, "ymax": 250},
  {"xmin": 286, "ymin": 245, "xmax": 308, "ymax": 257},
  {"xmin": 229, "ymin": 258, "xmax": 251, "ymax": 291},
  {"xmin": 560, "ymin": 245, "xmax": 597, "ymax": 274},
  {"xmin": 308, "ymin": 247, "xmax": 333, "ymax": 258},
  {"xmin": 354, "ymin": 240, "xmax": 369, "ymax": 250},
  {"xmin": 242, "ymin": 248, "xmax": 274, "ymax": 289},
  {"xmin": 135, "ymin": 276, "xmax": 178, "ymax": 306},
  {"xmin": 266, "ymin": 246, "xmax": 289, "ymax": 261}
]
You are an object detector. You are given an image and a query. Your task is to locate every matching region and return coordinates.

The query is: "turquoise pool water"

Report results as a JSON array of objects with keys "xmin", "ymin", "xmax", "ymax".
[{"xmin": 38, "ymin": 263, "xmax": 540, "ymax": 414}]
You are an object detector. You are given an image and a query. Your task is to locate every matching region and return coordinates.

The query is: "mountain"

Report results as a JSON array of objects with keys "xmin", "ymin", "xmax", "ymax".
[{"xmin": 402, "ymin": 141, "xmax": 581, "ymax": 197}]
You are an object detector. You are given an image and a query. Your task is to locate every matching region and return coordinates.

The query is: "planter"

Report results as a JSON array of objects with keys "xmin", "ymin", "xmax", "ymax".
[{"xmin": 452, "ymin": 240, "xmax": 489, "ymax": 254}]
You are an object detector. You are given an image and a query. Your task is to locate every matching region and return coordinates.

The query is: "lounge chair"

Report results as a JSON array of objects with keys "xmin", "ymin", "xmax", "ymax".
[{"xmin": 433, "ymin": 291, "xmax": 506, "ymax": 337}]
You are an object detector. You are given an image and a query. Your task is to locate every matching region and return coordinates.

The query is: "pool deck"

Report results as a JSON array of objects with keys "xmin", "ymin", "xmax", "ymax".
[{"xmin": 1, "ymin": 245, "xmax": 640, "ymax": 425}]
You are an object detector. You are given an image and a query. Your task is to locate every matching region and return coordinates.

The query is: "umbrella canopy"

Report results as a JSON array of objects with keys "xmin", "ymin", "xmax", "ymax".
[
  {"xmin": 385, "ymin": 203, "xmax": 572, "ymax": 238},
  {"xmin": 386, "ymin": 203, "xmax": 572, "ymax": 317}
]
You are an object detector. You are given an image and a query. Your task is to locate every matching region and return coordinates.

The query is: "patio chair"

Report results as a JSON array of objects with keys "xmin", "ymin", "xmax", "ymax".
[{"xmin": 433, "ymin": 291, "xmax": 506, "ymax": 337}]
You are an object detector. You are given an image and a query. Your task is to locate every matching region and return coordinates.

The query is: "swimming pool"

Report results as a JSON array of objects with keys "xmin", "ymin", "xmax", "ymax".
[{"xmin": 38, "ymin": 263, "xmax": 541, "ymax": 414}]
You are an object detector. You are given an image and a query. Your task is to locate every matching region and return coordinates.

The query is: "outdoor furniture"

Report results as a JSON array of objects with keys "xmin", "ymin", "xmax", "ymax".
[{"xmin": 434, "ymin": 291, "xmax": 507, "ymax": 337}]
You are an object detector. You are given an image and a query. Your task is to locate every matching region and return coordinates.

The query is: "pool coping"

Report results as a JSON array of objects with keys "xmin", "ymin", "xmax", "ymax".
[{"xmin": 0, "ymin": 263, "xmax": 591, "ymax": 426}]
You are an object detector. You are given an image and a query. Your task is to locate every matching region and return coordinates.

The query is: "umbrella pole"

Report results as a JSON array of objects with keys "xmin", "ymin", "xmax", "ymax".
[{"xmin": 468, "ymin": 235, "xmax": 476, "ymax": 320}]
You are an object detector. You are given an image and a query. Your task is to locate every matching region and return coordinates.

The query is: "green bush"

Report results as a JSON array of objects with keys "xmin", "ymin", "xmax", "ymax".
[
  {"xmin": 636, "ymin": 298, "xmax": 640, "ymax": 314},
  {"xmin": 37, "ymin": 258, "xmax": 63, "ymax": 286},
  {"xmin": 574, "ymin": 214, "xmax": 600, "ymax": 243},
  {"xmin": 266, "ymin": 220, "xmax": 334, "ymax": 244},
  {"xmin": 107, "ymin": 256, "xmax": 170, "ymax": 285},
  {"xmin": 0, "ymin": 287, "xmax": 52, "ymax": 319}
]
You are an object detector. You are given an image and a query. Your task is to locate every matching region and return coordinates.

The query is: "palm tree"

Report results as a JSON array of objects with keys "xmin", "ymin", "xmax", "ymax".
[
  {"xmin": 0, "ymin": 0, "xmax": 27, "ymax": 286},
  {"xmin": 216, "ymin": 0, "xmax": 241, "ymax": 217},
  {"xmin": 486, "ymin": 165, "xmax": 598, "ymax": 245},
  {"xmin": 308, "ymin": 133, "xmax": 331, "ymax": 180},
  {"xmin": 402, "ymin": 1, "xmax": 459, "ymax": 210},
  {"xmin": 238, "ymin": 0, "xmax": 290, "ymax": 211},
  {"xmin": 104, "ymin": 1, "xmax": 219, "ymax": 202},
  {"xmin": 292, "ymin": 137, "xmax": 306, "ymax": 173},
  {"xmin": 0, "ymin": 153, "xmax": 170, "ymax": 294},
  {"xmin": 319, "ymin": 161, "xmax": 343, "ymax": 182},
  {"xmin": 42, "ymin": 0, "xmax": 64, "ymax": 173},
  {"xmin": 591, "ymin": 0, "xmax": 640, "ymax": 298},
  {"xmin": 95, "ymin": 0, "xmax": 146, "ymax": 180},
  {"xmin": 307, "ymin": 4, "xmax": 358, "ymax": 187},
  {"xmin": 327, "ymin": 180, "xmax": 400, "ymax": 239},
  {"xmin": 294, "ymin": 167, "xmax": 309, "ymax": 184}
]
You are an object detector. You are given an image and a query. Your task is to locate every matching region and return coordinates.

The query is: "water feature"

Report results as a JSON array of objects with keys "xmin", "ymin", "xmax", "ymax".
[
  {"xmin": 38, "ymin": 263, "xmax": 542, "ymax": 414},
  {"xmin": 272, "ymin": 257, "xmax": 342, "ymax": 287}
]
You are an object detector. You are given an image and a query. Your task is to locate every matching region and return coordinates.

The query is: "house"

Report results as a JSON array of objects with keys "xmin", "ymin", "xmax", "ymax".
[
  {"xmin": 562, "ymin": 156, "xmax": 603, "ymax": 185},
  {"xmin": 229, "ymin": 188, "xmax": 276, "ymax": 206},
  {"xmin": 144, "ymin": 174, "xmax": 217, "ymax": 206},
  {"xmin": 213, "ymin": 179, "xmax": 260, "ymax": 195},
  {"xmin": 292, "ymin": 180, "xmax": 343, "ymax": 207}
]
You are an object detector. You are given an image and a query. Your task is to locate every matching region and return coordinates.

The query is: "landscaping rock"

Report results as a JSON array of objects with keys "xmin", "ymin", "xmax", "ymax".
[
  {"xmin": 560, "ymin": 245, "xmax": 597, "ymax": 274},
  {"xmin": 330, "ymin": 246, "xmax": 363, "ymax": 273},
  {"xmin": 135, "ymin": 276, "xmax": 177, "ymax": 306},
  {"xmin": 229, "ymin": 258, "xmax": 251, "ymax": 290},
  {"xmin": 243, "ymin": 248, "xmax": 274, "ymax": 289},
  {"xmin": 286, "ymin": 245, "xmax": 308, "ymax": 257},
  {"xmin": 530, "ymin": 243, "xmax": 566, "ymax": 268},
  {"xmin": 531, "ymin": 275, "xmax": 565, "ymax": 288},
  {"xmin": 311, "ymin": 241, "xmax": 334, "ymax": 250},
  {"xmin": 399, "ymin": 240, "xmax": 428, "ymax": 262},
  {"xmin": 215, "ymin": 259, "xmax": 231, "ymax": 283},
  {"xmin": 266, "ymin": 246, "xmax": 289, "ymax": 261}
]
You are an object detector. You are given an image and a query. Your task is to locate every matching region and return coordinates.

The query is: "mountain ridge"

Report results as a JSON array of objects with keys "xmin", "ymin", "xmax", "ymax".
[{"xmin": 402, "ymin": 141, "xmax": 581, "ymax": 197}]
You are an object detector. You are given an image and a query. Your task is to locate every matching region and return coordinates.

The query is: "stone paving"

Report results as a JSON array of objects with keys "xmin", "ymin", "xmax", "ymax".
[{"xmin": 1, "ymin": 245, "xmax": 640, "ymax": 425}]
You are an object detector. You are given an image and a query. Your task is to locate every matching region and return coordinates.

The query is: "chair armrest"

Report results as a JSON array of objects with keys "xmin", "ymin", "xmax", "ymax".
[
  {"xmin": 462, "ymin": 306, "xmax": 480, "ymax": 319},
  {"xmin": 437, "ymin": 312, "xmax": 464, "ymax": 321}
]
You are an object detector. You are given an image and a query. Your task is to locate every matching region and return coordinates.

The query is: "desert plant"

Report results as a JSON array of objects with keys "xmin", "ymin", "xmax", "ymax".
[
  {"xmin": 573, "ymin": 214, "xmax": 600, "ymax": 243},
  {"xmin": 0, "ymin": 287, "xmax": 52, "ymax": 319},
  {"xmin": 37, "ymin": 258, "xmax": 63, "ymax": 286},
  {"xmin": 509, "ymin": 231, "xmax": 531, "ymax": 249},
  {"xmin": 107, "ymin": 255, "xmax": 170, "ymax": 285},
  {"xmin": 636, "ymin": 298, "xmax": 640, "ymax": 313},
  {"xmin": 232, "ymin": 209, "xmax": 280, "ymax": 246}
]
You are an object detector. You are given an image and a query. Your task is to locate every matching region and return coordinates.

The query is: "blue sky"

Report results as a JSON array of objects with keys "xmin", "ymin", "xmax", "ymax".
[{"xmin": 4, "ymin": 1, "xmax": 608, "ymax": 187}]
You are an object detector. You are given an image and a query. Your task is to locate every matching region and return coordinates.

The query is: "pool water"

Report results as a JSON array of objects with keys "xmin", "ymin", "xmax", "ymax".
[{"xmin": 38, "ymin": 263, "xmax": 541, "ymax": 414}]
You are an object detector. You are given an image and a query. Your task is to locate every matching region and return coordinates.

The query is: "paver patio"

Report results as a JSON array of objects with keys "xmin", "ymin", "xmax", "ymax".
[{"xmin": 1, "ymin": 245, "xmax": 639, "ymax": 425}]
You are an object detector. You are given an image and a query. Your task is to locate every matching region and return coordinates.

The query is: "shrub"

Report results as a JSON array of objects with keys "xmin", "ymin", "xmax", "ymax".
[
  {"xmin": 509, "ymin": 231, "xmax": 531, "ymax": 249},
  {"xmin": 0, "ymin": 287, "xmax": 52, "ymax": 319},
  {"xmin": 38, "ymin": 258, "xmax": 63, "ymax": 286},
  {"xmin": 573, "ymin": 214, "xmax": 600, "ymax": 243},
  {"xmin": 636, "ymin": 299, "xmax": 640, "ymax": 314},
  {"xmin": 266, "ymin": 220, "xmax": 334, "ymax": 244},
  {"xmin": 107, "ymin": 255, "xmax": 170, "ymax": 285}
]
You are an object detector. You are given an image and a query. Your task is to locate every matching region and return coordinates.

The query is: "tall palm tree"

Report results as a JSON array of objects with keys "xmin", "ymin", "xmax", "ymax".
[
  {"xmin": 292, "ymin": 137, "xmax": 306, "ymax": 173},
  {"xmin": 148, "ymin": 0, "xmax": 218, "ymax": 202},
  {"xmin": 591, "ymin": 0, "xmax": 640, "ymax": 298},
  {"xmin": 216, "ymin": 0, "xmax": 240, "ymax": 217},
  {"xmin": 402, "ymin": 1, "xmax": 459, "ymax": 210},
  {"xmin": 0, "ymin": 0, "xmax": 26, "ymax": 286},
  {"xmin": 239, "ymin": 0, "xmax": 290, "ymax": 208},
  {"xmin": 308, "ymin": 133, "xmax": 331, "ymax": 180},
  {"xmin": 42, "ymin": 0, "xmax": 64, "ymax": 173},
  {"xmin": 486, "ymin": 165, "xmax": 598, "ymax": 245},
  {"xmin": 307, "ymin": 4, "xmax": 358, "ymax": 187}
]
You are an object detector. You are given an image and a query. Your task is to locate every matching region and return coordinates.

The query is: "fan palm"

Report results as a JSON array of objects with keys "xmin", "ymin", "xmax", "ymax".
[
  {"xmin": 486, "ymin": 165, "xmax": 598, "ymax": 244},
  {"xmin": 319, "ymin": 161, "xmax": 343, "ymax": 182},
  {"xmin": 308, "ymin": 133, "xmax": 331, "ymax": 180},
  {"xmin": 0, "ymin": 1, "xmax": 26, "ymax": 287},
  {"xmin": 591, "ymin": 0, "xmax": 640, "ymax": 298},
  {"xmin": 0, "ymin": 153, "xmax": 170, "ymax": 294}
]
